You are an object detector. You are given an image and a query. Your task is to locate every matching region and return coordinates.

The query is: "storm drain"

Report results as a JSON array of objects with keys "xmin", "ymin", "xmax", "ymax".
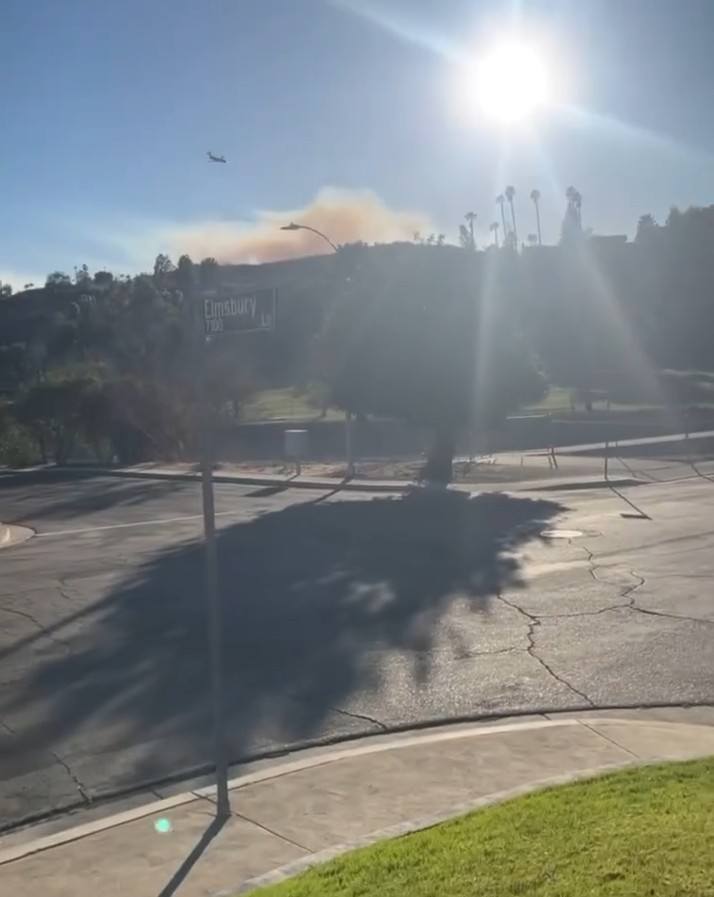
[{"xmin": 540, "ymin": 528, "xmax": 588, "ymax": 539}]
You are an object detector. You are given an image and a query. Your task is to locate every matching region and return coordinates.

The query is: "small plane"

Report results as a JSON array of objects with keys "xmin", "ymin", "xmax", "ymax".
[{"xmin": 207, "ymin": 151, "xmax": 227, "ymax": 163}]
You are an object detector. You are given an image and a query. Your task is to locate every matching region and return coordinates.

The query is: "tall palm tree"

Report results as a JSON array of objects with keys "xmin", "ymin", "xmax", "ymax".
[
  {"xmin": 490, "ymin": 221, "xmax": 500, "ymax": 248},
  {"xmin": 464, "ymin": 211, "xmax": 477, "ymax": 250},
  {"xmin": 566, "ymin": 186, "xmax": 582, "ymax": 226},
  {"xmin": 496, "ymin": 195, "xmax": 508, "ymax": 241},
  {"xmin": 530, "ymin": 188, "xmax": 542, "ymax": 245},
  {"xmin": 505, "ymin": 185, "xmax": 518, "ymax": 247}
]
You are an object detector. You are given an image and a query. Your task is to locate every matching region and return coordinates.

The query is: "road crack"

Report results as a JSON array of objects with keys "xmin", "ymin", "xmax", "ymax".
[
  {"xmin": 578, "ymin": 547, "xmax": 714, "ymax": 626},
  {"xmin": 0, "ymin": 604, "xmax": 70, "ymax": 652},
  {"xmin": 496, "ymin": 593, "xmax": 595, "ymax": 706},
  {"xmin": 330, "ymin": 706, "xmax": 389, "ymax": 731},
  {"xmin": 50, "ymin": 752, "xmax": 90, "ymax": 804},
  {"xmin": 627, "ymin": 603, "xmax": 714, "ymax": 625}
]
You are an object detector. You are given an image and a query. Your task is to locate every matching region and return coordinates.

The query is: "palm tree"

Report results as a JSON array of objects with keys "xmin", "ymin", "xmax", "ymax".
[
  {"xmin": 530, "ymin": 189, "xmax": 542, "ymax": 245},
  {"xmin": 566, "ymin": 186, "xmax": 582, "ymax": 226},
  {"xmin": 496, "ymin": 195, "xmax": 508, "ymax": 240},
  {"xmin": 490, "ymin": 221, "xmax": 500, "ymax": 248},
  {"xmin": 464, "ymin": 211, "xmax": 477, "ymax": 250},
  {"xmin": 505, "ymin": 185, "xmax": 518, "ymax": 247}
]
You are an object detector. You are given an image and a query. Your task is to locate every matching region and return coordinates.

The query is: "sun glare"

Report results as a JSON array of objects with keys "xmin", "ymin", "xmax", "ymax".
[{"xmin": 471, "ymin": 40, "xmax": 552, "ymax": 125}]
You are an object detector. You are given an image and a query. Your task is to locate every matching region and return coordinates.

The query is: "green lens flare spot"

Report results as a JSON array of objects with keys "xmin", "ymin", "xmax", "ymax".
[{"xmin": 154, "ymin": 818, "xmax": 172, "ymax": 834}]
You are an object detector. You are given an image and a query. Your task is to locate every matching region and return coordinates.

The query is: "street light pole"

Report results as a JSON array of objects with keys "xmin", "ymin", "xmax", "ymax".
[
  {"xmin": 280, "ymin": 223, "xmax": 355, "ymax": 477},
  {"xmin": 191, "ymin": 292, "xmax": 231, "ymax": 820},
  {"xmin": 280, "ymin": 222, "xmax": 339, "ymax": 253},
  {"xmin": 200, "ymin": 414, "xmax": 230, "ymax": 818}
]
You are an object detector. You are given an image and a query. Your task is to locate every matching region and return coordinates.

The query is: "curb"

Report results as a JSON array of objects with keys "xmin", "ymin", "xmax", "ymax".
[
  {"xmin": 3, "ymin": 712, "xmax": 714, "ymax": 870},
  {"xmin": 3, "ymin": 701, "xmax": 713, "ymax": 842},
  {"xmin": 88, "ymin": 468, "xmax": 642, "ymax": 494},
  {"xmin": 0, "ymin": 464, "xmax": 646, "ymax": 495},
  {"xmin": 93, "ymin": 467, "xmax": 411, "ymax": 494},
  {"xmin": 0, "ymin": 465, "xmax": 410, "ymax": 494},
  {"xmin": 526, "ymin": 476, "xmax": 644, "ymax": 492}
]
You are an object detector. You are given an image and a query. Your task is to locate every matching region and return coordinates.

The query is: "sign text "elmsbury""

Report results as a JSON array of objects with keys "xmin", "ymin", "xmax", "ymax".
[{"xmin": 203, "ymin": 288, "xmax": 276, "ymax": 335}]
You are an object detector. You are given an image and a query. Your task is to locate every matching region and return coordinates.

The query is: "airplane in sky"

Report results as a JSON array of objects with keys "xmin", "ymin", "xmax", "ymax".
[{"xmin": 207, "ymin": 151, "xmax": 227, "ymax": 163}]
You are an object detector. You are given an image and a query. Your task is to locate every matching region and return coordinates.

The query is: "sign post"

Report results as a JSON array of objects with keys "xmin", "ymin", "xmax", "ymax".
[{"xmin": 198, "ymin": 286, "xmax": 276, "ymax": 820}]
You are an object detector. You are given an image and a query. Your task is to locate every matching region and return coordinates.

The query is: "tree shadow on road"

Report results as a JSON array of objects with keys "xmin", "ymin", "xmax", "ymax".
[
  {"xmin": 0, "ymin": 470, "xmax": 197, "ymax": 524},
  {"xmin": 0, "ymin": 490, "xmax": 563, "ymax": 802}
]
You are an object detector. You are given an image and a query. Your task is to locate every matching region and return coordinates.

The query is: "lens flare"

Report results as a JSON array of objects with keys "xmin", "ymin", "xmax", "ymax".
[{"xmin": 470, "ymin": 39, "xmax": 552, "ymax": 124}]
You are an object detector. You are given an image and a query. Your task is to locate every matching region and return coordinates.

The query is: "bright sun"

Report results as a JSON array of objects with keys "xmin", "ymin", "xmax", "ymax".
[{"xmin": 473, "ymin": 40, "xmax": 551, "ymax": 124}]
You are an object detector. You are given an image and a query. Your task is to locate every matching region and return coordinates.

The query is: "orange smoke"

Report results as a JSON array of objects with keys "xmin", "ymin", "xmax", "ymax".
[{"xmin": 166, "ymin": 188, "xmax": 434, "ymax": 262}]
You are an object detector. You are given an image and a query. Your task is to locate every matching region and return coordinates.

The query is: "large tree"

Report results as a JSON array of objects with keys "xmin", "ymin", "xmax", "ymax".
[
  {"xmin": 45, "ymin": 271, "xmax": 72, "ymax": 288},
  {"xmin": 321, "ymin": 244, "xmax": 545, "ymax": 483}
]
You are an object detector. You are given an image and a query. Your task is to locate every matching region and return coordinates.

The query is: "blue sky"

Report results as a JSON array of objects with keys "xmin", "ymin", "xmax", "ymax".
[{"xmin": 3, "ymin": 0, "xmax": 714, "ymax": 288}]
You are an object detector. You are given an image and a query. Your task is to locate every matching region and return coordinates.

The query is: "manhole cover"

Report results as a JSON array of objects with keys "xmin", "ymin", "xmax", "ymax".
[
  {"xmin": 0, "ymin": 524, "xmax": 34, "ymax": 548},
  {"xmin": 540, "ymin": 528, "xmax": 586, "ymax": 539}
]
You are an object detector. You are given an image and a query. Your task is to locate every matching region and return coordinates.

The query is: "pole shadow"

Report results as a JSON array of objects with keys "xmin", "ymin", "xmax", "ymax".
[{"xmin": 156, "ymin": 815, "xmax": 227, "ymax": 897}]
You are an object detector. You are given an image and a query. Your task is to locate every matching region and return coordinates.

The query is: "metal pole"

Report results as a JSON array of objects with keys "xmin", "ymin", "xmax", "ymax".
[
  {"xmin": 685, "ymin": 412, "xmax": 691, "ymax": 464},
  {"xmin": 345, "ymin": 411, "xmax": 355, "ymax": 477},
  {"xmin": 200, "ymin": 335, "xmax": 230, "ymax": 819}
]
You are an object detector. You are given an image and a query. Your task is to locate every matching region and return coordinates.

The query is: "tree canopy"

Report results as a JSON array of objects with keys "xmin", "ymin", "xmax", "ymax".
[{"xmin": 321, "ymin": 244, "xmax": 545, "ymax": 480}]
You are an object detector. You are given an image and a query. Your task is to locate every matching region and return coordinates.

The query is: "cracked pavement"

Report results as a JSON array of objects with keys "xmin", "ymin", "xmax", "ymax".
[{"xmin": 0, "ymin": 470, "xmax": 713, "ymax": 830}]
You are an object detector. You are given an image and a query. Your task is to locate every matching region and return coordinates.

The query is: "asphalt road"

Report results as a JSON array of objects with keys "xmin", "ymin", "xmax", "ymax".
[{"xmin": 1, "ymin": 469, "xmax": 714, "ymax": 829}]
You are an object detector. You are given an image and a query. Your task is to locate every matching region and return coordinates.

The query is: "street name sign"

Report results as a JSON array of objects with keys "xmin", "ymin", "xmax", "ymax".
[{"xmin": 203, "ymin": 287, "xmax": 276, "ymax": 336}]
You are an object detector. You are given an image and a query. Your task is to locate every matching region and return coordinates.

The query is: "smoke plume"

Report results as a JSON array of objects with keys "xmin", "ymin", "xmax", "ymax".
[{"xmin": 166, "ymin": 187, "xmax": 434, "ymax": 263}]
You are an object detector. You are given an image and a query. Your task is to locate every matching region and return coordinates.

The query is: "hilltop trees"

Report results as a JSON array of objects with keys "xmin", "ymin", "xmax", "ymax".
[
  {"xmin": 45, "ymin": 271, "xmax": 72, "ymax": 288},
  {"xmin": 635, "ymin": 213, "xmax": 658, "ymax": 243},
  {"xmin": 0, "ymin": 253, "xmax": 264, "ymax": 465},
  {"xmin": 12, "ymin": 193, "xmax": 714, "ymax": 473}
]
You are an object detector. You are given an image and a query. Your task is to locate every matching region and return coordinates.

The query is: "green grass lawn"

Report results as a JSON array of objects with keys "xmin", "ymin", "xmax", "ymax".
[
  {"xmin": 251, "ymin": 758, "xmax": 714, "ymax": 897},
  {"xmin": 242, "ymin": 386, "xmax": 344, "ymax": 422},
  {"xmin": 245, "ymin": 372, "xmax": 714, "ymax": 424}
]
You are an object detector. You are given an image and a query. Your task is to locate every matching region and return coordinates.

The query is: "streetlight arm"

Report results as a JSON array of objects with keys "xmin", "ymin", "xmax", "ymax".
[{"xmin": 280, "ymin": 222, "xmax": 338, "ymax": 253}]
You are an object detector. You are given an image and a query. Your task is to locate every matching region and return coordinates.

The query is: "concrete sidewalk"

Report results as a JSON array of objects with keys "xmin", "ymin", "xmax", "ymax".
[{"xmin": 2, "ymin": 708, "xmax": 714, "ymax": 897}]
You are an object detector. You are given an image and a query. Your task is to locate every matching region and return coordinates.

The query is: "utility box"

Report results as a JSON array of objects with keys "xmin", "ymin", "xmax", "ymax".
[{"xmin": 284, "ymin": 429, "xmax": 308, "ymax": 473}]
